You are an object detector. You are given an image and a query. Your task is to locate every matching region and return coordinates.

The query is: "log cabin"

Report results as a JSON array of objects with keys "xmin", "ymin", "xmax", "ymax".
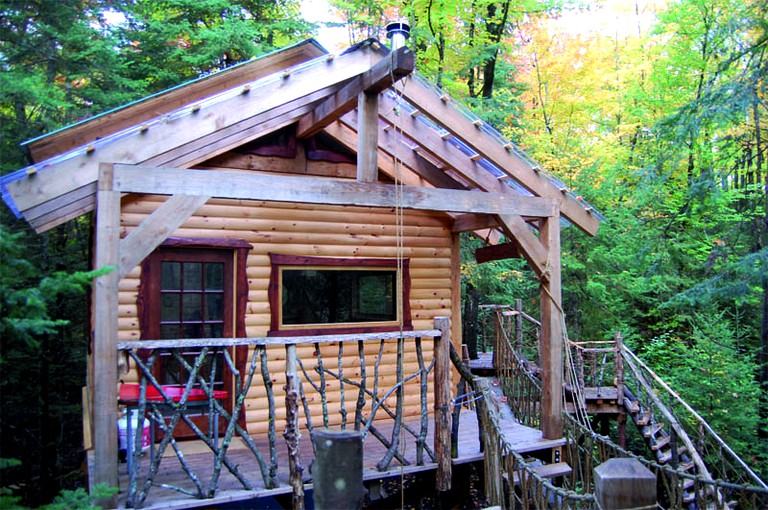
[{"xmin": 1, "ymin": 31, "xmax": 601, "ymax": 508}]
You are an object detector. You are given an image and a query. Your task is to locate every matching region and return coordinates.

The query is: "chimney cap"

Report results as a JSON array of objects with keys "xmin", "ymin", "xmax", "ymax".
[{"xmin": 386, "ymin": 21, "xmax": 411, "ymax": 42}]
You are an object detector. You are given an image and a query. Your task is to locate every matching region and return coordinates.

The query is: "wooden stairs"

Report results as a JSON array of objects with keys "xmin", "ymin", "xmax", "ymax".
[{"xmin": 622, "ymin": 386, "xmax": 729, "ymax": 509}]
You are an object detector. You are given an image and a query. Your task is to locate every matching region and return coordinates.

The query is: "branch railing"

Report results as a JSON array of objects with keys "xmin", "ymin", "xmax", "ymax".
[
  {"xmin": 116, "ymin": 320, "xmax": 451, "ymax": 508},
  {"xmin": 480, "ymin": 301, "xmax": 768, "ymax": 509}
]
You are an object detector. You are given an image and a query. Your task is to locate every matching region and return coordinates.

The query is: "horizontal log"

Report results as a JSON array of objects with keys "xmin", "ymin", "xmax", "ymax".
[
  {"xmin": 118, "ymin": 304, "xmax": 137, "ymax": 317},
  {"xmin": 410, "ymin": 289, "xmax": 452, "ymax": 300},
  {"xmin": 125, "ymin": 194, "xmax": 453, "ymax": 225},
  {"xmin": 410, "ymin": 278, "xmax": 452, "ymax": 289},
  {"xmin": 120, "ymin": 210, "xmax": 451, "ymax": 239},
  {"xmin": 118, "ymin": 279, "xmax": 139, "ymax": 292}
]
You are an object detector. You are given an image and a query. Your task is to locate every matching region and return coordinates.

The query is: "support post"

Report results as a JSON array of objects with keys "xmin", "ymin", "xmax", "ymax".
[
  {"xmin": 91, "ymin": 163, "xmax": 120, "ymax": 497},
  {"xmin": 594, "ymin": 458, "xmax": 656, "ymax": 509},
  {"xmin": 311, "ymin": 429, "xmax": 364, "ymax": 510},
  {"xmin": 434, "ymin": 316, "xmax": 452, "ymax": 491},
  {"xmin": 540, "ymin": 211, "xmax": 563, "ymax": 439},
  {"xmin": 357, "ymin": 91, "xmax": 378, "ymax": 183},
  {"xmin": 614, "ymin": 331, "xmax": 624, "ymax": 408}
]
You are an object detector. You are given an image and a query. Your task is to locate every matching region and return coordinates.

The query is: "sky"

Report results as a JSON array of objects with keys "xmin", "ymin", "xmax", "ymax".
[{"xmin": 300, "ymin": 0, "xmax": 348, "ymax": 51}]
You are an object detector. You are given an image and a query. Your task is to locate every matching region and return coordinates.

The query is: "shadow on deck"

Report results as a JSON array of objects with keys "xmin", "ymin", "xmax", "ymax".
[{"xmin": 117, "ymin": 409, "xmax": 565, "ymax": 509}]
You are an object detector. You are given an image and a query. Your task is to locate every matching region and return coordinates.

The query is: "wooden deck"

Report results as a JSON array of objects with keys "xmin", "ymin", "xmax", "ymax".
[{"xmin": 117, "ymin": 408, "xmax": 566, "ymax": 509}]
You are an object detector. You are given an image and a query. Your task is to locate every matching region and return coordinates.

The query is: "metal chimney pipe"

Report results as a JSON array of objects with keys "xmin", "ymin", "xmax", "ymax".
[{"xmin": 386, "ymin": 21, "xmax": 410, "ymax": 50}]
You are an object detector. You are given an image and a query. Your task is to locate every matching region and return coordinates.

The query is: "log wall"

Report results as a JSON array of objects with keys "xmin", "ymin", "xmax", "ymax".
[{"xmin": 118, "ymin": 193, "xmax": 458, "ymax": 434}]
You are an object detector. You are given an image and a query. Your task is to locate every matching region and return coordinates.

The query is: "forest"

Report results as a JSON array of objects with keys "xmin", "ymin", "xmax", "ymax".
[{"xmin": 0, "ymin": 0, "xmax": 766, "ymax": 506}]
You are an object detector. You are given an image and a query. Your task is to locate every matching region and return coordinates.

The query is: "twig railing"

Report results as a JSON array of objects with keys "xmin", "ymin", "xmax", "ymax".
[
  {"xmin": 116, "ymin": 322, "xmax": 451, "ymax": 508},
  {"xmin": 491, "ymin": 303, "xmax": 542, "ymax": 428},
  {"xmin": 482, "ymin": 301, "xmax": 768, "ymax": 508}
]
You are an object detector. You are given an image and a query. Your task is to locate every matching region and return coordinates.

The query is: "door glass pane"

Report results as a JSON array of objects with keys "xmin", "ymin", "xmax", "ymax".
[
  {"xmin": 204, "ymin": 323, "xmax": 224, "ymax": 338},
  {"xmin": 183, "ymin": 293, "xmax": 203, "ymax": 321},
  {"xmin": 161, "ymin": 293, "xmax": 180, "ymax": 322},
  {"xmin": 183, "ymin": 262, "xmax": 203, "ymax": 290},
  {"xmin": 161, "ymin": 262, "xmax": 181, "ymax": 290},
  {"xmin": 160, "ymin": 324, "xmax": 181, "ymax": 339}
]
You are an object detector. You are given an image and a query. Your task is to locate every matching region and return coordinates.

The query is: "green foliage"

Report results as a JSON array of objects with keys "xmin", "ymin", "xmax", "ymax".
[
  {"xmin": 0, "ymin": 225, "xmax": 110, "ymax": 349},
  {"xmin": 117, "ymin": 0, "xmax": 313, "ymax": 92},
  {"xmin": 640, "ymin": 312, "xmax": 761, "ymax": 466},
  {"xmin": 41, "ymin": 484, "xmax": 116, "ymax": 510}
]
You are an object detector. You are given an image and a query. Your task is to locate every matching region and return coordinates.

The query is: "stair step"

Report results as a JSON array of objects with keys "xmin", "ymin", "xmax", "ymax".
[
  {"xmin": 634, "ymin": 412, "xmax": 651, "ymax": 426},
  {"xmin": 643, "ymin": 422, "xmax": 664, "ymax": 438},
  {"xmin": 683, "ymin": 478, "xmax": 695, "ymax": 490},
  {"xmin": 624, "ymin": 399, "xmax": 640, "ymax": 414},
  {"xmin": 513, "ymin": 462, "xmax": 572, "ymax": 485},
  {"xmin": 658, "ymin": 446, "xmax": 688, "ymax": 464},
  {"xmin": 679, "ymin": 461, "xmax": 696, "ymax": 472},
  {"xmin": 651, "ymin": 435, "xmax": 671, "ymax": 451}
]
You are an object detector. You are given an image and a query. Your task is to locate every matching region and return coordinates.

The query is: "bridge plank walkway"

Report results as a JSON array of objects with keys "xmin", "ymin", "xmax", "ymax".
[{"xmin": 117, "ymin": 408, "xmax": 565, "ymax": 509}]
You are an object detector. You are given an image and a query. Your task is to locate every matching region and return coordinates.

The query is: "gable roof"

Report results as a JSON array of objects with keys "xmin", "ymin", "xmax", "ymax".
[{"xmin": 1, "ymin": 38, "xmax": 601, "ymax": 240}]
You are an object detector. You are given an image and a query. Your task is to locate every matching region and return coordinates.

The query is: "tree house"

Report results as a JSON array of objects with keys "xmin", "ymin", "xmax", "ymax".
[{"xmin": 1, "ymin": 37, "xmax": 600, "ymax": 507}]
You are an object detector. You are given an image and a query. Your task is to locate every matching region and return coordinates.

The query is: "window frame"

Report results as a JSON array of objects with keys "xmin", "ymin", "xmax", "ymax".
[{"xmin": 268, "ymin": 253, "xmax": 412, "ymax": 336}]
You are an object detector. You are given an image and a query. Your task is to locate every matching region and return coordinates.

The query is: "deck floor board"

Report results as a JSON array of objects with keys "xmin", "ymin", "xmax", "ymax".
[{"xmin": 118, "ymin": 409, "xmax": 565, "ymax": 509}]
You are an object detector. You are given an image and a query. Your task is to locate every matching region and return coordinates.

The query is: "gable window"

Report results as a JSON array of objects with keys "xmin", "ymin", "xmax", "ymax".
[{"xmin": 268, "ymin": 254, "xmax": 412, "ymax": 336}]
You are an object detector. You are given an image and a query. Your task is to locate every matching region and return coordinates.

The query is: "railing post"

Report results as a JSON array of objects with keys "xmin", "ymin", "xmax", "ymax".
[
  {"xmin": 434, "ymin": 317, "xmax": 452, "ymax": 492},
  {"xmin": 284, "ymin": 344, "xmax": 304, "ymax": 510},
  {"xmin": 613, "ymin": 331, "xmax": 627, "ymax": 447},
  {"xmin": 514, "ymin": 299, "xmax": 523, "ymax": 354}
]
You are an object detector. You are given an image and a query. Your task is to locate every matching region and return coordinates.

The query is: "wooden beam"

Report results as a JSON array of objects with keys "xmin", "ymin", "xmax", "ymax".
[
  {"xmin": 539, "ymin": 213, "xmax": 563, "ymax": 439},
  {"xmin": 376, "ymin": 94, "xmax": 519, "ymax": 197},
  {"xmin": 452, "ymin": 213, "xmax": 498, "ymax": 233},
  {"xmin": 329, "ymin": 117, "xmax": 465, "ymax": 190},
  {"xmin": 322, "ymin": 121, "xmax": 437, "ymax": 187},
  {"xmin": 474, "ymin": 242, "xmax": 521, "ymax": 263},
  {"xmin": 149, "ymin": 85, "xmax": 340, "ymax": 169},
  {"xmin": 296, "ymin": 46, "xmax": 415, "ymax": 138},
  {"xmin": 495, "ymin": 214, "xmax": 548, "ymax": 277},
  {"xmin": 397, "ymin": 79, "xmax": 600, "ymax": 236},
  {"xmin": 112, "ymin": 164, "xmax": 557, "ymax": 217},
  {"xmin": 118, "ymin": 194, "xmax": 210, "ymax": 278},
  {"xmin": 7, "ymin": 47, "xmax": 382, "ymax": 215},
  {"xmin": 357, "ymin": 91, "xmax": 379, "ymax": 182},
  {"xmin": 91, "ymin": 163, "xmax": 120, "ymax": 497}
]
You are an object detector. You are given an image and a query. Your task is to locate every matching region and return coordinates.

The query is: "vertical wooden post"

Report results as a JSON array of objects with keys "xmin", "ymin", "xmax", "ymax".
[
  {"xmin": 284, "ymin": 343, "xmax": 304, "ymax": 510},
  {"xmin": 514, "ymin": 298, "xmax": 523, "ymax": 354},
  {"xmin": 594, "ymin": 458, "xmax": 656, "ymax": 509},
  {"xmin": 357, "ymin": 91, "xmax": 378, "ymax": 183},
  {"xmin": 434, "ymin": 316, "xmax": 452, "ymax": 491},
  {"xmin": 492, "ymin": 308, "xmax": 503, "ymax": 371},
  {"xmin": 540, "ymin": 211, "xmax": 563, "ymax": 439},
  {"xmin": 91, "ymin": 163, "xmax": 120, "ymax": 495},
  {"xmin": 312, "ymin": 429, "xmax": 364, "ymax": 510},
  {"xmin": 614, "ymin": 331, "xmax": 625, "ymax": 408}
]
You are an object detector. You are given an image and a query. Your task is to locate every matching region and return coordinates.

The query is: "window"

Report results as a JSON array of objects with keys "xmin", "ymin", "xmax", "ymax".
[{"xmin": 268, "ymin": 254, "xmax": 412, "ymax": 335}]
